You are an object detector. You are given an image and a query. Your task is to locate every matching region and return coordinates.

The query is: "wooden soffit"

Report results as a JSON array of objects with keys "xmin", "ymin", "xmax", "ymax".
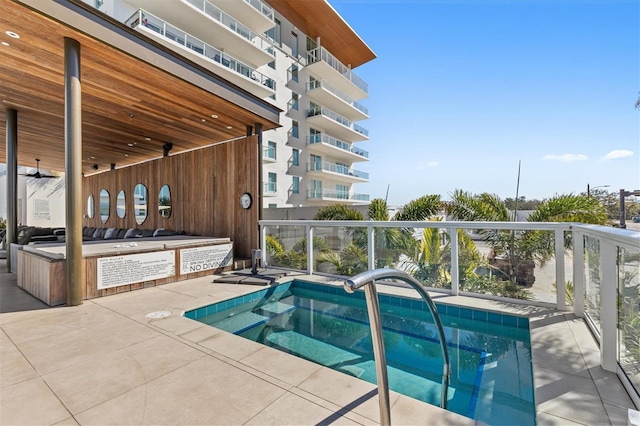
[
  {"xmin": 0, "ymin": 0, "xmax": 281, "ymax": 175},
  {"xmin": 266, "ymin": 0, "xmax": 376, "ymax": 68}
]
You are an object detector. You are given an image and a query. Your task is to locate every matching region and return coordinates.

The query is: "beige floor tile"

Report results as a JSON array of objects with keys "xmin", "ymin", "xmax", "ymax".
[
  {"xmin": 297, "ymin": 366, "xmax": 400, "ymax": 423},
  {"xmin": 531, "ymin": 345, "xmax": 590, "ymax": 378},
  {"xmin": 535, "ymin": 366, "xmax": 610, "ymax": 425},
  {"xmin": 535, "ymin": 411, "xmax": 585, "ymax": 425},
  {"xmin": 605, "ymin": 403, "xmax": 636, "ymax": 426},
  {"xmin": 0, "ymin": 331, "xmax": 38, "ymax": 388},
  {"xmin": 198, "ymin": 330, "xmax": 264, "ymax": 359},
  {"xmin": 148, "ymin": 314, "xmax": 204, "ymax": 335},
  {"xmin": 54, "ymin": 417, "xmax": 80, "ymax": 425},
  {"xmin": 287, "ymin": 387, "xmax": 374, "ymax": 425},
  {"xmin": 246, "ymin": 392, "xmax": 360, "ymax": 425},
  {"xmin": 593, "ymin": 374, "xmax": 635, "ymax": 408},
  {"xmin": 42, "ymin": 334, "xmax": 206, "ymax": 414},
  {"xmin": 0, "ymin": 377, "xmax": 70, "ymax": 425},
  {"xmin": 240, "ymin": 346, "xmax": 322, "ymax": 386},
  {"xmin": 178, "ymin": 321, "xmax": 224, "ymax": 343},
  {"xmin": 90, "ymin": 287, "xmax": 198, "ymax": 317},
  {"xmin": 390, "ymin": 394, "xmax": 475, "ymax": 425},
  {"xmin": 75, "ymin": 355, "xmax": 285, "ymax": 425}
]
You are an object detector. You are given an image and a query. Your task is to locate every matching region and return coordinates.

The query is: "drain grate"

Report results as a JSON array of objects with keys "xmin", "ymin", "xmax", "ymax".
[{"xmin": 146, "ymin": 310, "xmax": 172, "ymax": 319}]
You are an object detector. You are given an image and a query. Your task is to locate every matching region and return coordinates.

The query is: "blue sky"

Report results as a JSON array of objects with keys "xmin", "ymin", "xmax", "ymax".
[{"xmin": 330, "ymin": 0, "xmax": 639, "ymax": 206}]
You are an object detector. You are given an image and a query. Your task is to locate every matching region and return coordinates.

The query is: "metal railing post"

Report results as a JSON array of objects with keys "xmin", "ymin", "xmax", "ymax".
[
  {"xmin": 307, "ymin": 225, "xmax": 314, "ymax": 274},
  {"xmin": 555, "ymin": 229, "xmax": 567, "ymax": 310},
  {"xmin": 600, "ymin": 238, "xmax": 617, "ymax": 372},
  {"xmin": 449, "ymin": 227, "xmax": 459, "ymax": 295},
  {"xmin": 573, "ymin": 230, "xmax": 585, "ymax": 317},
  {"xmin": 368, "ymin": 225, "xmax": 375, "ymax": 271}
]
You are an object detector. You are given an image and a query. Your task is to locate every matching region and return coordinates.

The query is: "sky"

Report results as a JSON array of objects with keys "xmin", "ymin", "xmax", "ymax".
[{"xmin": 329, "ymin": 0, "xmax": 639, "ymax": 206}]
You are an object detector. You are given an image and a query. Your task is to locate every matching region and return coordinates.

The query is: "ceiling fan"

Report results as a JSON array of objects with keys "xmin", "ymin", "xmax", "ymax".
[{"xmin": 19, "ymin": 159, "xmax": 59, "ymax": 179}]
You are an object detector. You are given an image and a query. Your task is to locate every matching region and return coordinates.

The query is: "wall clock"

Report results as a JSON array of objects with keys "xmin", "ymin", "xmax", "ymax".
[{"xmin": 240, "ymin": 192, "xmax": 252, "ymax": 209}]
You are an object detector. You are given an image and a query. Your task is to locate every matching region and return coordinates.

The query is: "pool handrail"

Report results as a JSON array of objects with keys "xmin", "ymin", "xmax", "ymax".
[{"xmin": 344, "ymin": 268, "xmax": 451, "ymax": 425}]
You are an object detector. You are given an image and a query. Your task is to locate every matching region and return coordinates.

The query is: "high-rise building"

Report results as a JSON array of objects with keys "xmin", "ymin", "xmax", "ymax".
[{"xmin": 85, "ymin": 0, "xmax": 375, "ymax": 208}]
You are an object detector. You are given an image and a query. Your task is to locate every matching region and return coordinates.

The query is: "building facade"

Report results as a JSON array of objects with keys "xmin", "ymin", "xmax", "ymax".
[{"xmin": 85, "ymin": 0, "xmax": 375, "ymax": 208}]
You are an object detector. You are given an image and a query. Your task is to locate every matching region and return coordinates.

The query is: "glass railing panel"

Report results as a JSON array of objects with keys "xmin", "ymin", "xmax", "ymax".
[
  {"xmin": 352, "ymin": 146, "xmax": 369, "ymax": 158},
  {"xmin": 263, "ymin": 146, "xmax": 276, "ymax": 160},
  {"xmin": 313, "ymin": 226, "xmax": 363, "ymax": 275},
  {"xmin": 264, "ymin": 182, "xmax": 277, "ymax": 193},
  {"xmin": 306, "ymin": 47, "xmax": 368, "ymax": 95},
  {"xmin": 354, "ymin": 124, "xmax": 369, "ymax": 137},
  {"xmin": 127, "ymin": 10, "xmax": 275, "ymax": 90},
  {"xmin": 307, "ymin": 134, "xmax": 369, "ymax": 158},
  {"xmin": 184, "ymin": 0, "xmax": 275, "ymax": 56},
  {"xmin": 244, "ymin": 0, "xmax": 274, "ymax": 20},
  {"xmin": 584, "ymin": 235, "xmax": 601, "ymax": 330},
  {"xmin": 307, "ymin": 106, "xmax": 353, "ymax": 128},
  {"xmin": 353, "ymin": 193, "xmax": 369, "ymax": 201},
  {"xmin": 264, "ymin": 225, "xmax": 306, "ymax": 271},
  {"xmin": 306, "ymin": 80, "xmax": 368, "ymax": 116},
  {"xmin": 618, "ymin": 245, "xmax": 640, "ymax": 397}
]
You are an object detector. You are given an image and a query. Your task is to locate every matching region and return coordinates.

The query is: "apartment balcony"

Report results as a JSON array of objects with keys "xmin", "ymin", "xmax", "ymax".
[
  {"xmin": 126, "ymin": 10, "xmax": 275, "ymax": 98},
  {"xmin": 262, "ymin": 146, "xmax": 276, "ymax": 163},
  {"xmin": 306, "ymin": 189, "xmax": 369, "ymax": 204},
  {"xmin": 307, "ymin": 160, "xmax": 369, "ymax": 183},
  {"xmin": 307, "ymin": 134, "xmax": 369, "ymax": 163},
  {"xmin": 306, "ymin": 47, "xmax": 368, "ymax": 101},
  {"xmin": 126, "ymin": 0, "xmax": 275, "ymax": 67},
  {"xmin": 263, "ymin": 182, "xmax": 277, "ymax": 196},
  {"xmin": 208, "ymin": 0, "xmax": 274, "ymax": 34},
  {"xmin": 306, "ymin": 105, "xmax": 369, "ymax": 143},
  {"xmin": 306, "ymin": 80, "xmax": 368, "ymax": 122}
]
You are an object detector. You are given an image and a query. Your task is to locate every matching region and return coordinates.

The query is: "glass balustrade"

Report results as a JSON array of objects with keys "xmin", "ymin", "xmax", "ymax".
[
  {"xmin": 244, "ymin": 0, "xmax": 274, "ymax": 20},
  {"xmin": 126, "ymin": 10, "xmax": 275, "ymax": 90},
  {"xmin": 307, "ymin": 134, "xmax": 369, "ymax": 158},
  {"xmin": 306, "ymin": 47, "xmax": 368, "ymax": 95},
  {"xmin": 306, "ymin": 80, "xmax": 368, "ymax": 116},
  {"xmin": 263, "ymin": 146, "xmax": 276, "ymax": 160},
  {"xmin": 307, "ymin": 160, "xmax": 368, "ymax": 179},
  {"xmin": 306, "ymin": 189, "xmax": 369, "ymax": 201}
]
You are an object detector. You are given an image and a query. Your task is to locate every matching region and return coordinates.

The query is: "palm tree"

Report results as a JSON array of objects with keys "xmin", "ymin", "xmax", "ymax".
[{"xmin": 447, "ymin": 190, "xmax": 609, "ymax": 285}]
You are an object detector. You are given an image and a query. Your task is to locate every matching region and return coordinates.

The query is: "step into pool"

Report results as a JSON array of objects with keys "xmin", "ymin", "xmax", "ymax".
[{"xmin": 185, "ymin": 280, "xmax": 536, "ymax": 425}]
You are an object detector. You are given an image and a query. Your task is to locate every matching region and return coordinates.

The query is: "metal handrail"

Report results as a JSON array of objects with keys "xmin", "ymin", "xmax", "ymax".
[{"xmin": 344, "ymin": 268, "xmax": 450, "ymax": 426}]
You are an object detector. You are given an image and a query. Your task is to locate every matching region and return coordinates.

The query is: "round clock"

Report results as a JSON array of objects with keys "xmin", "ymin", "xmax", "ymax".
[{"xmin": 240, "ymin": 192, "xmax": 252, "ymax": 209}]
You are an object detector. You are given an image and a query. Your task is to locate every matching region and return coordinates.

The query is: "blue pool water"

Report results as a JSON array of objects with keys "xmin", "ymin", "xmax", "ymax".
[{"xmin": 185, "ymin": 280, "xmax": 535, "ymax": 425}]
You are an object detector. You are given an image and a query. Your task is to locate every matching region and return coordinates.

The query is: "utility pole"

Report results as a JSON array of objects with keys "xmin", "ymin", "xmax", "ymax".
[{"xmin": 619, "ymin": 189, "xmax": 640, "ymax": 229}]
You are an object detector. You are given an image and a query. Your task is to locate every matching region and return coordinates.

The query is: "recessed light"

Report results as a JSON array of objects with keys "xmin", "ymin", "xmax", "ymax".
[
  {"xmin": 90, "ymin": 156, "xmax": 95, "ymax": 159},
  {"xmin": 144, "ymin": 137, "xmax": 151, "ymax": 141},
  {"xmin": 226, "ymin": 125, "xmax": 233, "ymax": 129},
  {"xmin": 1, "ymin": 41, "xmax": 9, "ymax": 47},
  {"xmin": 5, "ymin": 31, "xmax": 20, "ymax": 39},
  {"xmin": 124, "ymin": 154, "xmax": 129, "ymax": 157},
  {"xmin": 201, "ymin": 118, "xmax": 206, "ymax": 122},
  {"xmin": 211, "ymin": 114, "xmax": 218, "ymax": 119}
]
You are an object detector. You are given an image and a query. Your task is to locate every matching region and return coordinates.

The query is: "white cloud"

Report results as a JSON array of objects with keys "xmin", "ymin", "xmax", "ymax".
[
  {"xmin": 415, "ymin": 161, "xmax": 439, "ymax": 170},
  {"xmin": 600, "ymin": 150, "xmax": 634, "ymax": 161},
  {"xmin": 543, "ymin": 154, "xmax": 588, "ymax": 162}
]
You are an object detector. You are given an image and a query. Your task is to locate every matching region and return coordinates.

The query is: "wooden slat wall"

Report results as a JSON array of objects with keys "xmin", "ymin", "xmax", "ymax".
[{"xmin": 83, "ymin": 136, "xmax": 259, "ymax": 259}]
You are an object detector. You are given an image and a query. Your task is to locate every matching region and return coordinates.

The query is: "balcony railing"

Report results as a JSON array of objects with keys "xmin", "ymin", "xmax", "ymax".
[
  {"xmin": 126, "ymin": 10, "xmax": 275, "ymax": 90},
  {"xmin": 307, "ymin": 134, "xmax": 369, "ymax": 158},
  {"xmin": 262, "ymin": 146, "xmax": 276, "ymax": 160},
  {"xmin": 263, "ymin": 182, "xmax": 276, "ymax": 194},
  {"xmin": 308, "ymin": 160, "xmax": 369, "ymax": 180},
  {"xmin": 307, "ymin": 106, "xmax": 369, "ymax": 137},
  {"xmin": 258, "ymin": 220, "xmax": 640, "ymax": 408},
  {"xmin": 306, "ymin": 190, "xmax": 369, "ymax": 201},
  {"xmin": 183, "ymin": 0, "xmax": 275, "ymax": 56},
  {"xmin": 307, "ymin": 80, "xmax": 368, "ymax": 116},
  {"xmin": 244, "ymin": 0, "xmax": 274, "ymax": 21},
  {"xmin": 307, "ymin": 47, "xmax": 368, "ymax": 95}
]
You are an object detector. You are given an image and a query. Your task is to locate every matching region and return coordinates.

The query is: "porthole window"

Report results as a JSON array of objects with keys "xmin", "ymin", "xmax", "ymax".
[
  {"xmin": 87, "ymin": 194, "xmax": 95, "ymax": 219},
  {"xmin": 158, "ymin": 184, "xmax": 171, "ymax": 219},
  {"xmin": 116, "ymin": 190, "xmax": 126, "ymax": 219},
  {"xmin": 99, "ymin": 189, "xmax": 109, "ymax": 223},
  {"xmin": 133, "ymin": 184, "xmax": 148, "ymax": 225}
]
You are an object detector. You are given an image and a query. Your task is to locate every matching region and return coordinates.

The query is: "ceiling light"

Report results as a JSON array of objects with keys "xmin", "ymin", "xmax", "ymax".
[
  {"xmin": 1, "ymin": 41, "xmax": 9, "ymax": 47},
  {"xmin": 90, "ymin": 156, "xmax": 95, "ymax": 159},
  {"xmin": 127, "ymin": 143, "xmax": 134, "ymax": 147},
  {"xmin": 201, "ymin": 118, "xmax": 206, "ymax": 122},
  {"xmin": 5, "ymin": 31, "xmax": 20, "ymax": 39},
  {"xmin": 144, "ymin": 137, "xmax": 151, "ymax": 141},
  {"xmin": 124, "ymin": 154, "xmax": 129, "ymax": 157},
  {"xmin": 226, "ymin": 125, "xmax": 233, "ymax": 129},
  {"xmin": 211, "ymin": 114, "xmax": 218, "ymax": 119}
]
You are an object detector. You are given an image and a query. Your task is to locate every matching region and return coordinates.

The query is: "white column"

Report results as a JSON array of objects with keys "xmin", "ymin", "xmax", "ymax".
[{"xmin": 573, "ymin": 231, "xmax": 585, "ymax": 317}]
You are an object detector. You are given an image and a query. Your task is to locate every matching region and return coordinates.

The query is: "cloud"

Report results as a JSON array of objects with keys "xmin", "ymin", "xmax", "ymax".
[
  {"xmin": 543, "ymin": 154, "xmax": 588, "ymax": 162},
  {"xmin": 600, "ymin": 150, "xmax": 634, "ymax": 161},
  {"xmin": 415, "ymin": 161, "xmax": 440, "ymax": 170}
]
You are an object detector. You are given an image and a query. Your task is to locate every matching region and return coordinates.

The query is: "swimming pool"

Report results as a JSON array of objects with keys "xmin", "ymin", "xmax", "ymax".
[{"xmin": 185, "ymin": 280, "xmax": 535, "ymax": 425}]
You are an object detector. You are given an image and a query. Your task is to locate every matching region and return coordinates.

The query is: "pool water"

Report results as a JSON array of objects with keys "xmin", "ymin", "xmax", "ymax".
[{"xmin": 185, "ymin": 280, "xmax": 535, "ymax": 425}]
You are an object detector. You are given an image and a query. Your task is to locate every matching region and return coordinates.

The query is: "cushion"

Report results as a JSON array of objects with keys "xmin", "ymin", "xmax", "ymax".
[
  {"xmin": 92, "ymin": 228, "xmax": 106, "ymax": 239},
  {"xmin": 114, "ymin": 228, "xmax": 128, "ymax": 239},
  {"xmin": 152, "ymin": 228, "xmax": 165, "ymax": 237},
  {"xmin": 103, "ymin": 227, "xmax": 116, "ymax": 239},
  {"xmin": 124, "ymin": 228, "xmax": 139, "ymax": 238},
  {"xmin": 141, "ymin": 229, "xmax": 155, "ymax": 237}
]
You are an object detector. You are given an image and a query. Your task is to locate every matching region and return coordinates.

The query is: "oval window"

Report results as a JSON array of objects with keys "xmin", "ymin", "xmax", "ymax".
[
  {"xmin": 116, "ymin": 190, "xmax": 126, "ymax": 219},
  {"xmin": 99, "ymin": 189, "xmax": 110, "ymax": 223},
  {"xmin": 158, "ymin": 185, "xmax": 171, "ymax": 219},
  {"xmin": 133, "ymin": 184, "xmax": 148, "ymax": 225},
  {"xmin": 87, "ymin": 194, "xmax": 95, "ymax": 219}
]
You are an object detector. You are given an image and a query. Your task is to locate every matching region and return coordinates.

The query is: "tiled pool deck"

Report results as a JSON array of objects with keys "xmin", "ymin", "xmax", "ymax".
[{"xmin": 1, "ymin": 262, "xmax": 635, "ymax": 425}]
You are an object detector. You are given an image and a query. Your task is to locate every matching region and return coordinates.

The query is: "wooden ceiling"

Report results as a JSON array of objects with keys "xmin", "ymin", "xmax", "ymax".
[
  {"xmin": 0, "ymin": 0, "xmax": 280, "ymax": 175},
  {"xmin": 267, "ymin": 0, "xmax": 376, "ymax": 68}
]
